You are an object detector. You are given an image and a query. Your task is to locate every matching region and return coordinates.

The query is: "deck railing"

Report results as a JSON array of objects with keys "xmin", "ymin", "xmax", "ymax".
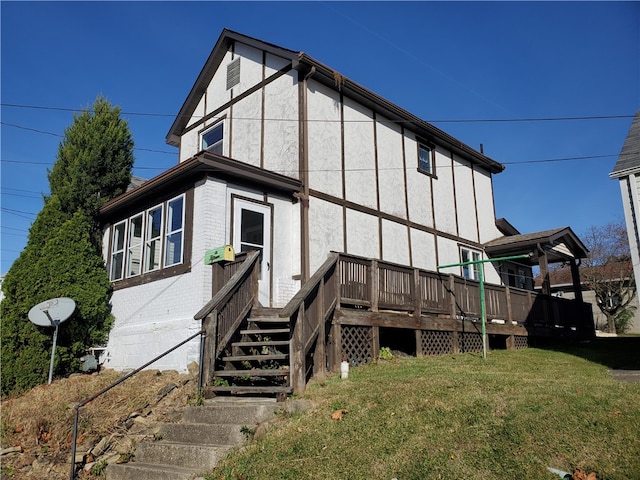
[
  {"xmin": 279, "ymin": 253, "xmax": 340, "ymax": 393},
  {"xmin": 336, "ymin": 252, "xmax": 593, "ymax": 333}
]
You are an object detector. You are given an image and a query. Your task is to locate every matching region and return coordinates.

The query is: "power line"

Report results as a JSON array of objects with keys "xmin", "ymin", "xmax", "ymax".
[
  {"xmin": 1, "ymin": 207, "xmax": 37, "ymax": 219},
  {"xmin": 0, "ymin": 151, "xmax": 623, "ymax": 171},
  {"xmin": 1, "ymin": 103, "xmax": 634, "ymax": 123},
  {"xmin": 0, "ymin": 122, "xmax": 176, "ymax": 155}
]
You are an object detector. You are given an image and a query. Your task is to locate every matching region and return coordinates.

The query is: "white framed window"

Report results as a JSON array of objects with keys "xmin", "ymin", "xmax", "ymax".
[
  {"xmin": 418, "ymin": 143, "xmax": 434, "ymax": 176},
  {"xmin": 127, "ymin": 214, "xmax": 144, "ymax": 277},
  {"xmin": 144, "ymin": 205, "xmax": 163, "ymax": 273},
  {"xmin": 460, "ymin": 247, "xmax": 481, "ymax": 280},
  {"xmin": 164, "ymin": 196, "xmax": 184, "ymax": 267},
  {"xmin": 202, "ymin": 123, "xmax": 223, "ymax": 154},
  {"xmin": 108, "ymin": 193, "xmax": 187, "ymax": 282},
  {"xmin": 110, "ymin": 221, "xmax": 127, "ymax": 281}
]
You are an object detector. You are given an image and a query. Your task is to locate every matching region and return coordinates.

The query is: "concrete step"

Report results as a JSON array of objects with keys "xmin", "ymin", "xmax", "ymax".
[
  {"xmin": 106, "ymin": 462, "xmax": 198, "ymax": 480},
  {"xmin": 209, "ymin": 385, "xmax": 292, "ymax": 396},
  {"xmin": 160, "ymin": 422, "xmax": 245, "ymax": 445},
  {"xmin": 182, "ymin": 402, "xmax": 281, "ymax": 424},
  {"xmin": 135, "ymin": 441, "xmax": 232, "ymax": 470}
]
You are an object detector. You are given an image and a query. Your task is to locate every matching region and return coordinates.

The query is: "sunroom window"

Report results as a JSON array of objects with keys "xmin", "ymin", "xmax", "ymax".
[
  {"xmin": 145, "ymin": 205, "xmax": 163, "ymax": 273},
  {"xmin": 127, "ymin": 214, "xmax": 143, "ymax": 277},
  {"xmin": 108, "ymin": 193, "xmax": 186, "ymax": 282},
  {"xmin": 110, "ymin": 221, "xmax": 126, "ymax": 281},
  {"xmin": 165, "ymin": 196, "xmax": 184, "ymax": 267}
]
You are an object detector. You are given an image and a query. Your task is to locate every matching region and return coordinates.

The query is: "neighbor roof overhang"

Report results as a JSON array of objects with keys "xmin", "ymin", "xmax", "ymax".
[{"xmin": 484, "ymin": 226, "xmax": 589, "ymax": 265}]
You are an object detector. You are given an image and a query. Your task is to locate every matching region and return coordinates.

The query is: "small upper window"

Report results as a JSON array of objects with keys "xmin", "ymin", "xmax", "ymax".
[
  {"xmin": 460, "ymin": 247, "xmax": 481, "ymax": 281},
  {"xmin": 202, "ymin": 123, "xmax": 223, "ymax": 154},
  {"xmin": 418, "ymin": 143, "xmax": 433, "ymax": 175}
]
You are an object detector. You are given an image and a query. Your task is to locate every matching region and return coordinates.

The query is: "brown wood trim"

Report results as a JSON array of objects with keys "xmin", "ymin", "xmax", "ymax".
[
  {"xmin": 471, "ymin": 163, "xmax": 481, "ymax": 243},
  {"xmin": 340, "ymin": 92, "xmax": 347, "ymax": 253},
  {"xmin": 260, "ymin": 52, "xmax": 266, "ymax": 170},
  {"xmin": 373, "ymin": 112, "xmax": 382, "ymax": 258},
  {"xmin": 401, "ymin": 127, "xmax": 412, "ymax": 266},
  {"xmin": 199, "ymin": 152, "xmax": 301, "ymax": 194},
  {"xmin": 451, "ymin": 151, "xmax": 459, "ymax": 237},
  {"xmin": 299, "ymin": 67, "xmax": 312, "ymax": 282},
  {"xmin": 182, "ymin": 62, "xmax": 293, "ymax": 137},
  {"xmin": 308, "ymin": 188, "xmax": 487, "ymax": 250}
]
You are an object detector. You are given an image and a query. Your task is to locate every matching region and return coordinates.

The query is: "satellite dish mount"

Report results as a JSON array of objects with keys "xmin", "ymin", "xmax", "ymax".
[{"xmin": 28, "ymin": 297, "xmax": 76, "ymax": 384}]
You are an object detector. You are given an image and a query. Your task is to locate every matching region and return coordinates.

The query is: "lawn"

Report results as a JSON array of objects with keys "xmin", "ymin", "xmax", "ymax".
[{"xmin": 208, "ymin": 338, "xmax": 640, "ymax": 480}]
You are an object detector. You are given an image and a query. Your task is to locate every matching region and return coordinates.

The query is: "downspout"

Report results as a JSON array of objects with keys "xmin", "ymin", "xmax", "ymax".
[{"xmin": 299, "ymin": 66, "xmax": 316, "ymax": 282}]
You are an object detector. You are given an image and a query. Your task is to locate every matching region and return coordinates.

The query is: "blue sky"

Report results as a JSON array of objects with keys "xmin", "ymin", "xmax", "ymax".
[{"xmin": 2, "ymin": 1, "xmax": 639, "ymax": 276}]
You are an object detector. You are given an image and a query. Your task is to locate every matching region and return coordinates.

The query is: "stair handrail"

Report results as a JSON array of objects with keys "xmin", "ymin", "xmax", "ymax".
[
  {"xmin": 68, "ymin": 329, "xmax": 205, "ymax": 480},
  {"xmin": 194, "ymin": 249, "xmax": 261, "ymax": 385},
  {"xmin": 280, "ymin": 252, "xmax": 340, "ymax": 393}
]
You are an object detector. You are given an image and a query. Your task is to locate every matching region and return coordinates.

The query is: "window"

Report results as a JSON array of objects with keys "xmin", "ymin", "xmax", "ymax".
[
  {"xmin": 202, "ymin": 123, "xmax": 223, "ymax": 154},
  {"xmin": 165, "ymin": 196, "xmax": 184, "ymax": 267},
  {"xmin": 110, "ymin": 221, "xmax": 126, "ymax": 281},
  {"xmin": 145, "ymin": 205, "xmax": 163, "ymax": 272},
  {"xmin": 418, "ymin": 143, "xmax": 433, "ymax": 175},
  {"xmin": 460, "ymin": 247, "xmax": 481, "ymax": 280},
  {"xmin": 127, "ymin": 214, "xmax": 143, "ymax": 277},
  {"xmin": 109, "ymin": 194, "xmax": 186, "ymax": 281}
]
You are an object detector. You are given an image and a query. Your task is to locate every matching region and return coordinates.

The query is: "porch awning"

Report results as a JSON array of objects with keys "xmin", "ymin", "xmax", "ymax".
[
  {"xmin": 484, "ymin": 226, "xmax": 588, "ymax": 265},
  {"xmin": 484, "ymin": 226, "xmax": 589, "ymax": 298}
]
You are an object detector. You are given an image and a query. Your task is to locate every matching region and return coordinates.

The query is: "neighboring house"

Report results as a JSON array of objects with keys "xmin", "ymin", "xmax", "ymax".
[
  {"xmin": 534, "ymin": 262, "xmax": 639, "ymax": 334},
  {"xmin": 610, "ymin": 110, "xmax": 640, "ymax": 295},
  {"xmin": 97, "ymin": 29, "xmax": 588, "ymax": 373}
]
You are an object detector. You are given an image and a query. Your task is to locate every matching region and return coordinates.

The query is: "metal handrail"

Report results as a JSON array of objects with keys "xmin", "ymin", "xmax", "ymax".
[{"xmin": 68, "ymin": 329, "xmax": 205, "ymax": 480}]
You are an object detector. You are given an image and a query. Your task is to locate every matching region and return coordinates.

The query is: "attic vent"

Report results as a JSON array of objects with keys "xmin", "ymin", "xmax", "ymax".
[{"xmin": 226, "ymin": 58, "xmax": 240, "ymax": 90}]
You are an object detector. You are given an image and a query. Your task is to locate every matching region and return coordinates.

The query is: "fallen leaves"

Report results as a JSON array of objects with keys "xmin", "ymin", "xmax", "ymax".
[
  {"xmin": 331, "ymin": 409, "xmax": 349, "ymax": 421},
  {"xmin": 571, "ymin": 468, "xmax": 597, "ymax": 480}
]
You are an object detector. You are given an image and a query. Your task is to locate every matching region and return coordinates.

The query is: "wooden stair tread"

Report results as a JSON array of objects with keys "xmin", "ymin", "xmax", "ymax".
[
  {"xmin": 232, "ymin": 340, "xmax": 289, "ymax": 347},
  {"xmin": 248, "ymin": 316, "xmax": 289, "ymax": 322},
  {"xmin": 240, "ymin": 328, "xmax": 290, "ymax": 335},
  {"xmin": 215, "ymin": 368, "xmax": 290, "ymax": 376},
  {"xmin": 210, "ymin": 385, "xmax": 292, "ymax": 394},
  {"xmin": 221, "ymin": 354, "xmax": 288, "ymax": 362}
]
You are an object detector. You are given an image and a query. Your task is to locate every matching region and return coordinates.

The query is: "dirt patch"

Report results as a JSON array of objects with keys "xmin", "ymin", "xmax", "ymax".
[{"xmin": 1, "ymin": 366, "xmax": 199, "ymax": 479}]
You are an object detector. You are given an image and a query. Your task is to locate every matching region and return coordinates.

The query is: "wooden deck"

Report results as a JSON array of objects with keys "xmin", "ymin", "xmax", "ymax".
[{"xmin": 197, "ymin": 251, "xmax": 595, "ymax": 396}]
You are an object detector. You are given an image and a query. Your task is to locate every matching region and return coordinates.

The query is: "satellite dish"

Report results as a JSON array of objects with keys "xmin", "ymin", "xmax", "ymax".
[
  {"xmin": 28, "ymin": 297, "xmax": 76, "ymax": 327},
  {"xmin": 27, "ymin": 297, "xmax": 76, "ymax": 385}
]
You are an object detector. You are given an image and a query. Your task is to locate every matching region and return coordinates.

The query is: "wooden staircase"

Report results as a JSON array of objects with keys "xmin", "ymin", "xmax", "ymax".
[{"xmin": 207, "ymin": 308, "xmax": 293, "ymax": 399}]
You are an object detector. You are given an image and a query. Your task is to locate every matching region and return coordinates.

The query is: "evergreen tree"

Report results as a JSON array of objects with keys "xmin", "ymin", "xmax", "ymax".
[
  {"xmin": 48, "ymin": 95, "xmax": 134, "ymax": 218},
  {"xmin": 1, "ymin": 97, "xmax": 133, "ymax": 396}
]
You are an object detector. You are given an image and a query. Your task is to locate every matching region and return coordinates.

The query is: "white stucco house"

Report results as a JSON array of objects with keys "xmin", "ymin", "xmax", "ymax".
[
  {"xmin": 610, "ymin": 110, "xmax": 640, "ymax": 291},
  {"xmin": 97, "ymin": 29, "xmax": 586, "ymax": 373}
]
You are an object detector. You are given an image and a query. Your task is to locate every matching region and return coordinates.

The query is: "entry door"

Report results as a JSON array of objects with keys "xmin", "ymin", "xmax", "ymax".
[{"xmin": 233, "ymin": 198, "xmax": 271, "ymax": 306}]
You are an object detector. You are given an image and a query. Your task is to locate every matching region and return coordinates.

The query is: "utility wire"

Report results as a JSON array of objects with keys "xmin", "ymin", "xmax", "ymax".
[{"xmin": 1, "ymin": 103, "xmax": 634, "ymax": 123}]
